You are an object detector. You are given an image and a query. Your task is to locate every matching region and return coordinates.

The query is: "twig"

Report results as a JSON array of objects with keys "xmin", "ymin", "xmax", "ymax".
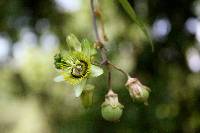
[
  {"xmin": 95, "ymin": 7, "xmax": 108, "ymax": 41},
  {"xmin": 90, "ymin": 0, "xmax": 129, "ymax": 90},
  {"xmin": 90, "ymin": 0, "xmax": 101, "ymax": 45},
  {"xmin": 108, "ymin": 61, "xmax": 129, "ymax": 78},
  {"xmin": 108, "ymin": 64, "xmax": 112, "ymax": 90}
]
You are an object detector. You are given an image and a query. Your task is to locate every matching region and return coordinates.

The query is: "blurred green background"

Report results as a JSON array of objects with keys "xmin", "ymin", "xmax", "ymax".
[{"xmin": 0, "ymin": 0, "xmax": 200, "ymax": 133}]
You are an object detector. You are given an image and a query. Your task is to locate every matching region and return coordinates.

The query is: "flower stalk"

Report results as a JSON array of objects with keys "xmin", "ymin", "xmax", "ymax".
[{"xmin": 90, "ymin": 0, "xmax": 129, "ymax": 90}]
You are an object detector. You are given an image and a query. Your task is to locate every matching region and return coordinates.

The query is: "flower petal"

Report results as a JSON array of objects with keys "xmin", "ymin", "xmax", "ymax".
[
  {"xmin": 73, "ymin": 79, "xmax": 87, "ymax": 97},
  {"xmin": 54, "ymin": 75, "xmax": 65, "ymax": 82},
  {"xmin": 81, "ymin": 39, "xmax": 91, "ymax": 56},
  {"xmin": 81, "ymin": 39, "xmax": 97, "ymax": 56},
  {"xmin": 90, "ymin": 65, "xmax": 104, "ymax": 77}
]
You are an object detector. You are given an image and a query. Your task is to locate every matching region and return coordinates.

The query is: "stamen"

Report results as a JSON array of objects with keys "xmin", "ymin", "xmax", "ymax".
[{"xmin": 71, "ymin": 60, "xmax": 88, "ymax": 78}]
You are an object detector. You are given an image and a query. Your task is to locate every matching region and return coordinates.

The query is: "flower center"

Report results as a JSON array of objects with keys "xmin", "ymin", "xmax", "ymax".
[{"xmin": 71, "ymin": 60, "xmax": 88, "ymax": 78}]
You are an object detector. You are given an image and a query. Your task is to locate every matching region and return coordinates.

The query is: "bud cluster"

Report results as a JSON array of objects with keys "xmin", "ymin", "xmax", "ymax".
[{"xmin": 100, "ymin": 77, "xmax": 151, "ymax": 122}]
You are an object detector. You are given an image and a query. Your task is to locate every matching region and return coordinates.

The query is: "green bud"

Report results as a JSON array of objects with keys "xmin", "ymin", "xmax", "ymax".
[
  {"xmin": 54, "ymin": 53, "xmax": 66, "ymax": 69},
  {"xmin": 101, "ymin": 90, "xmax": 124, "ymax": 122},
  {"xmin": 80, "ymin": 84, "xmax": 94, "ymax": 108},
  {"xmin": 125, "ymin": 77, "xmax": 150, "ymax": 105}
]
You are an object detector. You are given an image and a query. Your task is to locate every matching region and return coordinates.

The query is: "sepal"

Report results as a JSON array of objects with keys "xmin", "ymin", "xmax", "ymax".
[
  {"xmin": 73, "ymin": 79, "xmax": 87, "ymax": 97},
  {"xmin": 90, "ymin": 65, "xmax": 103, "ymax": 77}
]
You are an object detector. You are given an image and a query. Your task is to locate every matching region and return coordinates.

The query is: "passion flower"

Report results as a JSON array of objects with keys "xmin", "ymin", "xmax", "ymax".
[
  {"xmin": 54, "ymin": 34, "xmax": 103, "ymax": 97},
  {"xmin": 61, "ymin": 51, "xmax": 91, "ymax": 85}
]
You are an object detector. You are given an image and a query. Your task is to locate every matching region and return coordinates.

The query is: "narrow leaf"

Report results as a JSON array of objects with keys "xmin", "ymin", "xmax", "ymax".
[{"xmin": 118, "ymin": 0, "xmax": 154, "ymax": 51}]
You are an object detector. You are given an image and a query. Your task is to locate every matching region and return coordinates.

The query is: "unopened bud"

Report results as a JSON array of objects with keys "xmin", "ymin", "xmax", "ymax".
[
  {"xmin": 101, "ymin": 90, "xmax": 124, "ymax": 122},
  {"xmin": 54, "ymin": 53, "xmax": 65, "ymax": 69},
  {"xmin": 80, "ymin": 84, "xmax": 94, "ymax": 108},
  {"xmin": 125, "ymin": 77, "xmax": 150, "ymax": 105}
]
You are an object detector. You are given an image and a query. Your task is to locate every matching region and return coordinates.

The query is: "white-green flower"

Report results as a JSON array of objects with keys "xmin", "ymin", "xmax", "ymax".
[{"xmin": 54, "ymin": 34, "xmax": 103, "ymax": 97}]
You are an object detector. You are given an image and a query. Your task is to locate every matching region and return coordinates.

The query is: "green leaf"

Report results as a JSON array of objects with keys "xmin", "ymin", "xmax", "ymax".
[
  {"xmin": 90, "ymin": 65, "xmax": 104, "ymax": 77},
  {"xmin": 54, "ymin": 75, "xmax": 65, "ymax": 82},
  {"xmin": 118, "ymin": 0, "xmax": 154, "ymax": 51},
  {"xmin": 66, "ymin": 34, "xmax": 81, "ymax": 51},
  {"xmin": 73, "ymin": 79, "xmax": 87, "ymax": 97}
]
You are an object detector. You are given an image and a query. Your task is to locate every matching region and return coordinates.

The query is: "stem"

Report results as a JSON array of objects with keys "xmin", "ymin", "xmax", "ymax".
[
  {"xmin": 90, "ymin": 0, "xmax": 101, "ymax": 44},
  {"xmin": 100, "ymin": 17, "xmax": 108, "ymax": 41},
  {"xmin": 91, "ymin": 0, "xmax": 111, "ymax": 90},
  {"xmin": 100, "ymin": 47, "xmax": 108, "ymax": 64},
  {"xmin": 95, "ymin": 8, "xmax": 108, "ymax": 41},
  {"xmin": 108, "ymin": 61, "xmax": 129, "ymax": 78},
  {"xmin": 90, "ymin": 0, "xmax": 108, "ymax": 64},
  {"xmin": 90, "ymin": 0, "xmax": 129, "ymax": 90},
  {"xmin": 107, "ymin": 64, "xmax": 112, "ymax": 90}
]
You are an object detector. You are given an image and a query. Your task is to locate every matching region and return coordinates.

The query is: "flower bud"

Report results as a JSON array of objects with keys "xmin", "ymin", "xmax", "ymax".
[
  {"xmin": 80, "ymin": 84, "xmax": 94, "ymax": 108},
  {"xmin": 54, "ymin": 53, "xmax": 65, "ymax": 69},
  {"xmin": 125, "ymin": 77, "xmax": 150, "ymax": 105},
  {"xmin": 101, "ymin": 90, "xmax": 124, "ymax": 122}
]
